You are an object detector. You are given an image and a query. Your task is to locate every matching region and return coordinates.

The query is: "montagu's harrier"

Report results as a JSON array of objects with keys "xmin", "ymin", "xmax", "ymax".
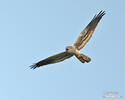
[{"xmin": 30, "ymin": 11, "xmax": 105, "ymax": 69}]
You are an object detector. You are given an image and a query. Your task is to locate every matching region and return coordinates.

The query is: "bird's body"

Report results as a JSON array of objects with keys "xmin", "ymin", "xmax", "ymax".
[
  {"xmin": 65, "ymin": 46, "xmax": 79, "ymax": 55},
  {"xmin": 30, "ymin": 11, "xmax": 105, "ymax": 69},
  {"xmin": 65, "ymin": 46, "xmax": 91, "ymax": 63}
]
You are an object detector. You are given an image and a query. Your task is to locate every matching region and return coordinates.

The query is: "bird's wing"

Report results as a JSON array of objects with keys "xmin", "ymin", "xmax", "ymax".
[
  {"xmin": 73, "ymin": 11, "xmax": 105, "ymax": 50},
  {"xmin": 30, "ymin": 52, "xmax": 73, "ymax": 69}
]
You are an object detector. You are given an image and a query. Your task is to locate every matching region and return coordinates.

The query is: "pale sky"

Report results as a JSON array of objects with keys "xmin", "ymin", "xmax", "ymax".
[{"xmin": 0, "ymin": 0, "xmax": 124, "ymax": 100}]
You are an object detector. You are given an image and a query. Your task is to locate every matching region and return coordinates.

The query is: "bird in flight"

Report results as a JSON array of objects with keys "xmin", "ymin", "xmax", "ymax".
[{"xmin": 30, "ymin": 11, "xmax": 105, "ymax": 69}]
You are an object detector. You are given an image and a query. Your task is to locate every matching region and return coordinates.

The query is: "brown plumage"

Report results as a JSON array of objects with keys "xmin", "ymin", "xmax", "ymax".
[
  {"xmin": 74, "ymin": 11, "xmax": 105, "ymax": 50},
  {"xmin": 30, "ymin": 11, "xmax": 105, "ymax": 69}
]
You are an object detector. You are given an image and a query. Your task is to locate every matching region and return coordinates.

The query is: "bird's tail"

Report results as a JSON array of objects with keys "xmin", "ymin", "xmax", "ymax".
[{"xmin": 75, "ymin": 53, "xmax": 91, "ymax": 63}]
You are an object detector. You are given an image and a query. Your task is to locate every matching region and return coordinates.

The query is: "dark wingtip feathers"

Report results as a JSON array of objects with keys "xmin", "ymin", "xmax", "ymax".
[
  {"xmin": 97, "ymin": 10, "xmax": 106, "ymax": 17},
  {"xmin": 30, "ymin": 62, "xmax": 42, "ymax": 69},
  {"xmin": 30, "ymin": 59, "xmax": 53, "ymax": 69},
  {"xmin": 92, "ymin": 10, "xmax": 105, "ymax": 21},
  {"xmin": 96, "ymin": 10, "xmax": 105, "ymax": 19},
  {"xmin": 30, "ymin": 63, "xmax": 39, "ymax": 69}
]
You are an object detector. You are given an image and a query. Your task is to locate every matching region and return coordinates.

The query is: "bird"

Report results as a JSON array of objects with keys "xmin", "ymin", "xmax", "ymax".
[{"xmin": 30, "ymin": 11, "xmax": 105, "ymax": 69}]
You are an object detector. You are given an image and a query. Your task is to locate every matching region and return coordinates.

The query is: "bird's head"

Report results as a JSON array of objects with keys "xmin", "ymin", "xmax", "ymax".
[{"xmin": 65, "ymin": 46, "xmax": 75, "ymax": 54}]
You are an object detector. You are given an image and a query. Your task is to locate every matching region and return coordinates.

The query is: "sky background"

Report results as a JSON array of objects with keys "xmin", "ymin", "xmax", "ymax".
[{"xmin": 0, "ymin": 0, "xmax": 125, "ymax": 100}]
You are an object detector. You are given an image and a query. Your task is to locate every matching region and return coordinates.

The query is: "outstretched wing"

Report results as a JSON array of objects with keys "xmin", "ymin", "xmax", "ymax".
[
  {"xmin": 30, "ymin": 52, "xmax": 73, "ymax": 69},
  {"xmin": 73, "ymin": 11, "xmax": 105, "ymax": 50}
]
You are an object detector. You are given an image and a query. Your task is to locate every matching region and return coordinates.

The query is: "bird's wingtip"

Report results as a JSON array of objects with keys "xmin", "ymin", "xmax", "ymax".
[
  {"xmin": 97, "ymin": 10, "xmax": 106, "ymax": 17},
  {"xmin": 92, "ymin": 10, "xmax": 106, "ymax": 21},
  {"xmin": 29, "ymin": 63, "xmax": 38, "ymax": 69}
]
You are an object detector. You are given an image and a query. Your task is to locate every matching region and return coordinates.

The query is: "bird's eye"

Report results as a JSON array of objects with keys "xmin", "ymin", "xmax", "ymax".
[{"xmin": 66, "ymin": 48, "xmax": 69, "ymax": 50}]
